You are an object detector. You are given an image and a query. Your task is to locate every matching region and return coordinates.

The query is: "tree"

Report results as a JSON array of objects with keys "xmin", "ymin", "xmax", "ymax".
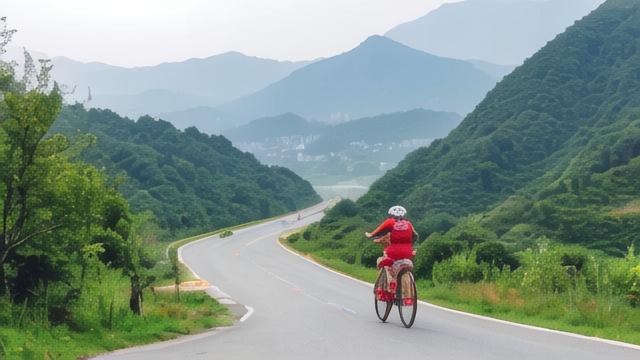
[
  {"xmin": 0, "ymin": 72, "xmax": 63, "ymax": 295},
  {"xmin": 120, "ymin": 212, "xmax": 156, "ymax": 315}
]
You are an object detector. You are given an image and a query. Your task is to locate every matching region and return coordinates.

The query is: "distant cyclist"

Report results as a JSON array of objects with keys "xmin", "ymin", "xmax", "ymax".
[{"xmin": 365, "ymin": 206, "xmax": 418, "ymax": 268}]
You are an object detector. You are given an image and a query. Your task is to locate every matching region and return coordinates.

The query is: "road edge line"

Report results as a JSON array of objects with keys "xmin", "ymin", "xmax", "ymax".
[
  {"xmin": 175, "ymin": 201, "xmax": 331, "ymax": 325},
  {"xmin": 276, "ymin": 236, "xmax": 640, "ymax": 351},
  {"xmin": 240, "ymin": 306, "xmax": 254, "ymax": 322}
]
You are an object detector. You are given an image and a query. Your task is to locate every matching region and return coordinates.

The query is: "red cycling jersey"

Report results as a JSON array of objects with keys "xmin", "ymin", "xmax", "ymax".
[{"xmin": 369, "ymin": 217, "xmax": 415, "ymax": 265}]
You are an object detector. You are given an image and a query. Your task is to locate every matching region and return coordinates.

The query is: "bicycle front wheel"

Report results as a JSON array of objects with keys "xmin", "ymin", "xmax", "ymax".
[
  {"xmin": 397, "ymin": 270, "xmax": 417, "ymax": 328},
  {"xmin": 375, "ymin": 296, "xmax": 392, "ymax": 322},
  {"xmin": 374, "ymin": 269, "xmax": 393, "ymax": 322}
]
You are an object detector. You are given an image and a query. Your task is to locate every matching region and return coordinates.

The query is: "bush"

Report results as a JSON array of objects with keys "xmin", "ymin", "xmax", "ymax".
[
  {"xmin": 414, "ymin": 212, "xmax": 458, "ymax": 240},
  {"xmin": 444, "ymin": 218, "xmax": 498, "ymax": 247},
  {"xmin": 220, "ymin": 230, "xmax": 233, "ymax": 238},
  {"xmin": 432, "ymin": 254, "xmax": 483, "ymax": 285},
  {"xmin": 628, "ymin": 265, "xmax": 640, "ymax": 307},
  {"xmin": 518, "ymin": 241, "xmax": 573, "ymax": 294},
  {"xmin": 475, "ymin": 241, "xmax": 520, "ymax": 270},
  {"xmin": 288, "ymin": 233, "xmax": 301, "ymax": 243},
  {"xmin": 500, "ymin": 223, "xmax": 544, "ymax": 250},
  {"xmin": 338, "ymin": 251, "xmax": 357, "ymax": 265},
  {"xmin": 361, "ymin": 242, "xmax": 382, "ymax": 268},
  {"xmin": 560, "ymin": 248, "xmax": 589, "ymax": 273},
  {"xmin": 327, "ymin": 199, "xmax": 359, "ymax": 218},
  {"xmin": 302, "ymin": 229, "xmax": 313, "ymax": 241},
  {"xmin": 414, "ymin": 234, "xmax": 465, "ymax": 278},
  {"xmin": 341, "ymin": 224, "xmax": 358, "ymax": 234},
  {"xmin": 318, "ymin": 240, "xmax": 345, "ymax": 250}
]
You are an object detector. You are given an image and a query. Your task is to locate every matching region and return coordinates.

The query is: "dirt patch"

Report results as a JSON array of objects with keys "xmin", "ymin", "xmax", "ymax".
[{"xmin": 153, "ymin": 280, "xmax": 211, "ymax": 293}]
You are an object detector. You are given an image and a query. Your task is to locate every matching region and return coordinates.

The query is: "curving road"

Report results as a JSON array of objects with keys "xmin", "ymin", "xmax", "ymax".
[{"xmin": 96, "ymin": 203, "xmax": 640, "ymax": 360}]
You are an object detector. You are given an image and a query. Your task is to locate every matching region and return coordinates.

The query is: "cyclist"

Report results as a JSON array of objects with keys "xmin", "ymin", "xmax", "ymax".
[{"xmin": 365, "ymin": 205, "xmax": 418, "ymax": 269}]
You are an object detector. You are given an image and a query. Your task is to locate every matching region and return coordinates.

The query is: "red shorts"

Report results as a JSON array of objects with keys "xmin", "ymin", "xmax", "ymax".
[{"xmin": 377, "ymin": 244, "xmax": 413, "ymax": 269}]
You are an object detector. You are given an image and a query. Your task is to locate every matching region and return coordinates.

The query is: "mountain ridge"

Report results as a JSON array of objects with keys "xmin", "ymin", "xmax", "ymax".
[
  {"xmin": 355, "ymin": 0, "xmax": 640, "ymax": 254},
  {"xmin": 385, "ymin": 0, "xmax": 605, "ymax": 65},
  {"xmin": 190, "ymin": 35, "xmax": 496, "ymax": 132}
]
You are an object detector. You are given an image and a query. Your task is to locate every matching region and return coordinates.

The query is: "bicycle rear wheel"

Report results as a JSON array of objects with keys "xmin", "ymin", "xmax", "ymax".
[{"xmin": 397, "ymin": 270, "xmax": 417, "ymax": 328}]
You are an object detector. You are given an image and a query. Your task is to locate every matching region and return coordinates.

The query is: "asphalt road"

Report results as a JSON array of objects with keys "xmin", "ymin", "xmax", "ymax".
[{"xmin": 96, "ymin": 203, "xmax": 640, "ymax": 360}]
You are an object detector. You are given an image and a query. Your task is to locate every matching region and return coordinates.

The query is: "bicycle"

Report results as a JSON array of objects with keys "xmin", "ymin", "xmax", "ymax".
[{"xmin": 371, "ymin": 235, "xmax": 418, "ymax": 328}]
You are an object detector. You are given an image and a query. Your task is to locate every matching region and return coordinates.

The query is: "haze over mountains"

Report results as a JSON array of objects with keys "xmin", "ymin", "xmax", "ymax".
[
  {"xmin": 174, "ymin": 36, "xmax": 496, "ymax": 133},
  {"xmin": 386, "ymin": 0, "xmax": 605, "ymax": 65},
  {"xmin": 223, "ymin": 109, "xmax": 461, "ymax": 199},
  {"xmin": 49, "ymin": 53, "xmax": 310, "ymax": 119},
  {"xmin": 7, "ymin": 0, "xmax": 602, "ymax": 141},
  {"xmin": 6, "ymin": 0, "xmax": 613, "ymax": 202}
]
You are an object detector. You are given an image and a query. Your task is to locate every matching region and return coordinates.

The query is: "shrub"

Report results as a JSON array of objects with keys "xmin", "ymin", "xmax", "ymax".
[
  {"xmin": 361, "ymin": 242, "xmax": 382, "ymax": 268},
  {"xmin": 302, "ymin": 229, "xmax": 313, "ymax": 241},
  {"xmin": 432, "ymin": 254, "xmax": 483, "ymax": 285},
  {"xmin": 327, "ymin": 199, "xmax": 358, "ymax": 218},
  {"xmin": 341, "ymin": 224, "xmax": 359, "ymax": 234},
  {"xmin": 518, "ymin": 241, "xmax": 573, "ymax": 294},
  {"xmin": 414, "ymin": 234, "xmax": 465, "ymax": 278},
  {"xmin": 414, "ymin": 212, "xmax": 457, "ymax": 240},
  {"xmin": 628, "ymin": 265, "xmax": 640, "ymax": 307},
  {"xmin": 318, "ymin": 240, "xmax": 345, "ymax": 250},
  {"xmin": 338, "ymin": 251, "xmax": 357, "ymax": 265},
  {"xmin": 475, "ymin": 241, "xmax": 520, "ymax": 270},
  {"xmin": 220, "ymin": 230, "xmax": 233, "ymax": 238},
  {"xmin": 444, "ymin": 218, "xmax": 498, "ymax": 247},
  {"xmin": 288, "ymin": 233, "xmax": 301, "ymax": 243},
  {"xmin": 500, "ymin": 223, "xmax": 544, "ymax": 250},
  {"xmin": 560, "ymin": 248, "xmax": 589, "ymax": 273}
]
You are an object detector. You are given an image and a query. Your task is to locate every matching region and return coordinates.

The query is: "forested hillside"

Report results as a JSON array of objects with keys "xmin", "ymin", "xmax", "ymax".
[
  {"xmin": 306, "ymin": 109, "xmax": 461, "ymax": 155},
  {"xmin": 288, "ymin": 1, "xmax": 640, "ymax": 340},
  {"xmin": 353, "ymin": 0, "xmax": 640, "ymax": 255},
  {"xmin": 224, "ymin": 113, "xmax": 325, "ymax": 143},
  {"xmin": 53, "ymin": 105, "xmax": 321, "ymax": 235}
]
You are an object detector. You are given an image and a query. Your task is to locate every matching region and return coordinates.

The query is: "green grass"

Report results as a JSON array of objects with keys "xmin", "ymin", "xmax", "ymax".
[
  {"xmin": 0, "ymin": 278, "xmax": 232, "ymax": 360},
  {"xmin": 0, "ymin": 203, "xmax": 328, "ymax": 359},
  {"xmin": 283, "ymin": 234, "xmax": 640, "ymax": 346}
]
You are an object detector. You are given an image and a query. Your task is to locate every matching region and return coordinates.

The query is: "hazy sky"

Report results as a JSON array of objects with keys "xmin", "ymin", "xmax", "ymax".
[{"xmin": 3, "ymin": 0, "xmax": 456, "ymax": 67}]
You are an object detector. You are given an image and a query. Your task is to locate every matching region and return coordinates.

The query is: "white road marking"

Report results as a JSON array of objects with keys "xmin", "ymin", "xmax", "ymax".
[
  {"xmin": 240, "ymin": 306, "xmax": 254, "ymax": 322},
  {"xmin": 217, "ymin": 298, "xmax": 237, "ymax": 305},
  {"xmin": 92, "ymin": 327, "xmax": 234, "ymax": 358},
  {"xmin": 245, "ymin": 230, "xmax": 282, "ymax": 247},
  {"xmin": 208, "ymin": 285, "xmax": 232, "ymax": 299},
  {"xmin": 276, "ymin": 236, "xmax": 640, "ymax": 351},
  {"xmin": 328, "ymin": 302, "xmax": 357, "ymax": 315}
]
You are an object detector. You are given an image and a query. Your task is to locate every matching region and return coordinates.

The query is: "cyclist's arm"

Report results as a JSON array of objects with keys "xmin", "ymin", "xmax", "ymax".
[{"xmin": 366, "ymin": 218, "xmax": 394, "ymax": 238}]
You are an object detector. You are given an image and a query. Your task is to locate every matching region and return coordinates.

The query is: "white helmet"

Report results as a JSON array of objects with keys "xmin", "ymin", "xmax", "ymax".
[{"xmin": 388, "ymin": 205, "xmax": 407, "ymax": 218}]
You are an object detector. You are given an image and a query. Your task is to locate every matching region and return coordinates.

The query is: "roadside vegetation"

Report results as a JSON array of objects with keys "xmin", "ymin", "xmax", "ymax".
[
  {"xmin": 0, "ymin": 19, "xmax": 235, "ymax": 359},
  {"xmin": 287, "ymin": 201, "xmax": 640, "ymax": 345},
  {"xmin": 298, "ymin": 0, "xmax": 640, "ymax": 346}
]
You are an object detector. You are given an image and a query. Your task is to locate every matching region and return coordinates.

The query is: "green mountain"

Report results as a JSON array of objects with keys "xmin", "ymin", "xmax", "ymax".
[
  {"xmin": 52, "ymin": 105, "xmax": 321, "ymax": 235},
  {"xmin": 355, "ymin": 0, "xmax": 640, "ymax": 255},
  {"xmin": 224, "ymin": 113, "xmax": 326, "ymax": 143},
  {"xmin": 159, "ymin": 106, "xmax": 235, "ymax": 134},
  {"xmin": 306, "ymin": 109, "xmax": 461, "ymax": 155}
]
